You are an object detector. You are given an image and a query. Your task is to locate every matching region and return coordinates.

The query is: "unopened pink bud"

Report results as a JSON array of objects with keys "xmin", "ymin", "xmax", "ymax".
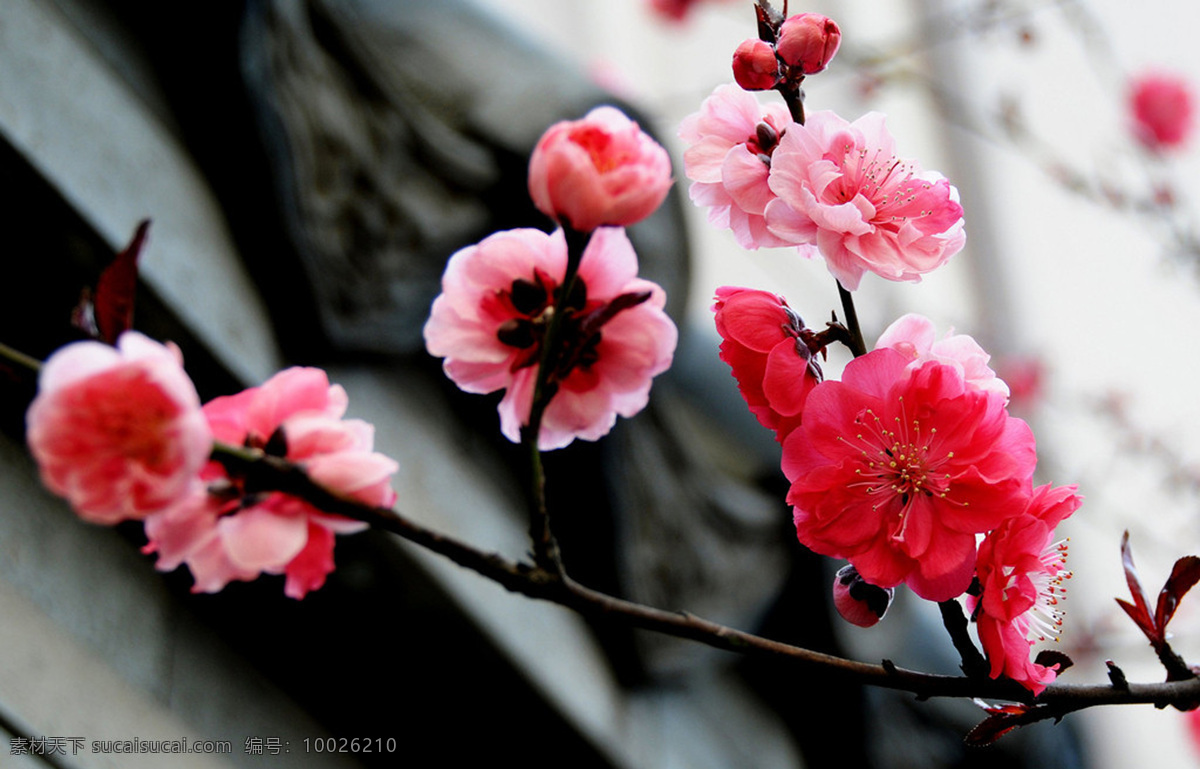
[
  {"xmin": 732, "ymin": 38, "xmax": 780, "ymax": 91},
  {"xmin": 832, "ymin": 564, "xmax": 894, "ymax": 628},
  {"xmin": 776, "ymin": 13, "xmax": 841, "ymax": 75}
]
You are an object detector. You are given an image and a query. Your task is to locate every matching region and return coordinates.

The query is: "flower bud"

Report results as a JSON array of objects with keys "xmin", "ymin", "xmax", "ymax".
[
  {"xmin": 732, "ymin": 38, "xmax": 780, "ymax": 91},
  {"xmin": 528, "ymin": 107, "xmax": 672, "ymax": 233},
  {"xmin": 776, "ymin": 13, "xmax": 841, "ymax": 75},
  {"xmin": 832, "ymin": 564, "xmax": 894, "ymax": 628}
]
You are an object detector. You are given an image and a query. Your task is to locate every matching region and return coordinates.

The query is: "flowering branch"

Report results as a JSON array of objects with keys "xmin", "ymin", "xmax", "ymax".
[{"xmin": 207, "ymin": 441, "xmax": 1200, "ymax": 719}]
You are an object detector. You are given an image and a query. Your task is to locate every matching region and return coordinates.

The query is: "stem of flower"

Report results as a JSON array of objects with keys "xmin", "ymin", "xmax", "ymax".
[
  {"xmin": 0, "ymin": 340, "xmax": 44, "ymax": 374},
  {"xmin": 779, "ymin": 84, "xmax": 806, "ymax": 126},
  {"xmin": 519, "ymin": 225, "xmax": 591, "ymax": 574},
  {"xmin": 835, "ymin": 281, "xmax": 868, "ymax": 357},
  {"xmin": 938, "ymin": 599, "xmax": 990, "ymax": 680}
]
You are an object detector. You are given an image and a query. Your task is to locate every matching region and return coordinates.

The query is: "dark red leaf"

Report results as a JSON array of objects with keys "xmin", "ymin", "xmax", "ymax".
[
  {"xmin": 1116, "ymin": 597, "xmax": 1160, "ymax": 643},
  {"xmin": 1034, "ymin": 649, "xmax": 1074, "ymax": 673},
  {"xmin": 965, "ymin": 702, "xmax": 1034, "ymax": 747},
  {"xmin": 1119, "ymin": 531, "xmax": 1160, "ymax": 643},
  {"xmin": 94, "ymin": 220, "xmax": 149, "ymax": 343},
  {"xmin": 1156, "ymin": 555, "xmax": 1200, "ymax": 632}
]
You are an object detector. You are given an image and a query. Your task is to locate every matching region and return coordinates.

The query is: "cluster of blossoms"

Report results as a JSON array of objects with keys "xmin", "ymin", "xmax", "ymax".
[
  {"xmin": 680, "ymin": 13, "xmax": 965, "ymax": 290},
  {"xmin": 425, "ymin": 106, "xmax": 677, "ymax": 450},
  {"xmin": 26, "ymin": 333, "xmax": 397, "ymax": 598},
  {"xmin": 715, "ymin": 293, "xmax": 1079, "ymax": 693}
]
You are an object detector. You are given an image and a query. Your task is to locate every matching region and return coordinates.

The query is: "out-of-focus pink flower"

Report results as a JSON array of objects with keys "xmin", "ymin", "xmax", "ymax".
[
  {"xmin": 143, "ymin": 367, "xmax": 397, "ymax": 599},
  {"xmin": 994, "ymin": 353, "xmax": 1045, "ymax": 411},
  {"xmin": 712, "ymin": 286, "xmax": 820, "ymax": 443},
  {"xmin": 832, "ymin": 563, "xmax": 894, "ymax": 628},
  {"xmin": 875, "ymin": 313, "xmax": 1009, "ymax": 399},
  {"xmin": 733, "ymin": 39, "xmax": 781, "ymax": 91},
  {"xmin": 678, "ymin": 84, "xmax": 795, "ymax": 250},
  {"xmin": 424, "ymin": 227, "xmax": 677, "ymax": 450},
  {"xmin": 528, "ymin": 106, "xmax": 672, "ymax": 233},
  {"xmin": 776, "ymin": 13, "xmax": 841, "ymax": 75},
  {"xmin": 783, "ymin": 348, "xmax": 1036, "ymax": 601},
  {"xmin": 1130, "ymin": 72, "xmax": 1194, "ymax": 151},
  {"xmin": 973, "ymin": 484, "xmax": 1079, "ymax": 694},
  {"xmin": 647, "ymin": 0, "xmax": 733, "ymax": 23},
  {"xmin": 26, "ymin": 331, "xmax": 212, "ymax": 525},
  {"xmin": 765, "ymin": 110, "xmax": 966, "ymax": 291}
]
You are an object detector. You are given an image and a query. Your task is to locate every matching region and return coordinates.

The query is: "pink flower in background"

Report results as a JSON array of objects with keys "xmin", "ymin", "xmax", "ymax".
[
  {"xmin": 765, "ymin": 110, "xmax": 966, "ymax": 290},
  {"xmin": 776, "ymin": 13, "xmax": 842, "ymax": 76},
  {"xmin": 528, "ymin": 106, "xmax": 672, "ymax": 232},
  {"xmin": 712, "ymin": 286, "xmax": 820, "ymax": 443},
  {"xmin": 143, "ymin": 367, "xmax": 397, "ymax": 598},
  {"xmin": 647, "ymin": 0, "xmax": 733, "ymax": 23},
  {"xmin": 783, "ymin": 349, "xmax": 1036, "ymax": 601},
  {"xmin": 26, "ymin": 332, "xmax": 211, "ymax": 525},
  {"xmin": 678, "ymin": 84, "xmax": 795, "ymax": 250},
  {"xmin": 1130, "ymin": 72, "xmax": 1194, "ymax": 151},
  {"xmin": 424, "ymin": 227, "xmax": 677, "ymax": 450},
  {"xmin": 973, "ymin": 484, "xmax": 1080, "ymax": 694},
  {"xmin": 875, "ymin": 313, "xmax": 1009, "ymax": 399}
]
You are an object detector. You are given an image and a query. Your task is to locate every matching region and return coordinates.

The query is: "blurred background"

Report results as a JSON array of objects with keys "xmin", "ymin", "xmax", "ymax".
[{"xmin": 1, "ymin": 0, "xmax": 1199, "ymax": 767}]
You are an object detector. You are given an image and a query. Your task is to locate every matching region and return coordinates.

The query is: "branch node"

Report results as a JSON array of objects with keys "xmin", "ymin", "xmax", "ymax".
[{"xmin": 1105, "ymin": 660, "xmax": 1129, "ymax": 691}]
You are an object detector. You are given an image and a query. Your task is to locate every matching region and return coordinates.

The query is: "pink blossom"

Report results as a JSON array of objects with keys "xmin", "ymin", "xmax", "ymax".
[
  {"xmin": 765, "ymin": 110, "xmax": 966, "ymax": 290},
  {"xmin": 528, "ymin": 106, "xmax": 672, "ymax": 233},
  {"xmin": 143, "ymin": 367, "xmax": 397, "ymax": 598},
  {"xmin": 423, "ymin": 227, "xmax": 677, "ymax": 450},
  {"xmin": 732, "ymin": 39, "xmax": 781, "ymax": 91},
  {"xmin": 678, "ymin": 84, "xmax": 795, "ymax": 250},
  {"xmin": 776, "ymin": 13, "xmax": 842, "ymax": 76},
  {"xmin": 782, "ymin": 348, "xmax": 1036, "ymax": 601},
  {"xmin": 712, "ymin": 286, "xmax": 820, "ymax": 443},
  {"xmin": 26, "ymin": 331, "xmax": 211, "ymax": 525},
  {"xmin": 973, "ymin": 484, "xmax": 1080, "ymax": 694},
  {"xmin": 1130, "ymin": 72, "xmax": 1194, "ymax": 150},
  {"xmin": 874, "ymin": 313, "xmax": 1009, "ymax": 399}
]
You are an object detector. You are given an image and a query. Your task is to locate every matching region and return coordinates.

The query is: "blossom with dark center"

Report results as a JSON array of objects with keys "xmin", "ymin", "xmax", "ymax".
[{"xmin": 424, "ymin": 227, "xmax": 676, "ymax": 449}]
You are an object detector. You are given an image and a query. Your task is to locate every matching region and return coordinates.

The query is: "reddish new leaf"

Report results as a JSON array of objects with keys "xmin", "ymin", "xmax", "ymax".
[
  {"xmin": 1118, "ymin": 531, "xmax": 1160, "ymax": 644},
  {"xmin": 1156, "ymin": 555, "xmax": 1200, "ymax": 633},
  {"xmin": 1034, "ymin": 649, "xmax": 1074, "ymax": 674},
  {"xmin": 94, "ymin": 220, "xmax": 149, "ymax": 343},
  {"xmin": 965, "ymin": 701, "xmax": 1035, "ymax": 747}
]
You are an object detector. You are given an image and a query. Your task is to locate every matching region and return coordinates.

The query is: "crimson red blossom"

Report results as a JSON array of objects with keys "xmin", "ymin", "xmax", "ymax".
[
  {"xmin": 783, "ymin": 348, "xmax": 1036, "ymax": 601},
  {"xmin": 423, "ymin": 227, "xmax": 677, "ymax": 450},
  {"xmin": 26, "ymin": 332, "xmax": 212, "ymax": 525},
  {"xmin": 1129, "ymin": 72, "xmax": 1194, "ymax": 151},
  {"xmin": 765, "ymin": 110, "xmax": 966, "ymax": 290},
  {"xmin": 712, "ymin": 286, "xmax": 820, "ymax": 443},
  {"xmin": 678, "ymin": 84, "xmax": 795, "ymax": 250},
  {"xmin": 528, "ymin": 106, "xmax": 672, "ymax": 233},
  {"xmin": 972, "ymin": 484, "xmax": 1080, "ymax": 694},
  {"xmin": 143, "ymin": 367, "xmax": 397, "ymax": 599}
]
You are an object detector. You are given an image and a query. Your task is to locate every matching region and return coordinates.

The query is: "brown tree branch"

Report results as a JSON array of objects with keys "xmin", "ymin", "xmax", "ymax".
[{"xmin": 211, "ymin": 442, "xmax": 1200, "ymax": 715}]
